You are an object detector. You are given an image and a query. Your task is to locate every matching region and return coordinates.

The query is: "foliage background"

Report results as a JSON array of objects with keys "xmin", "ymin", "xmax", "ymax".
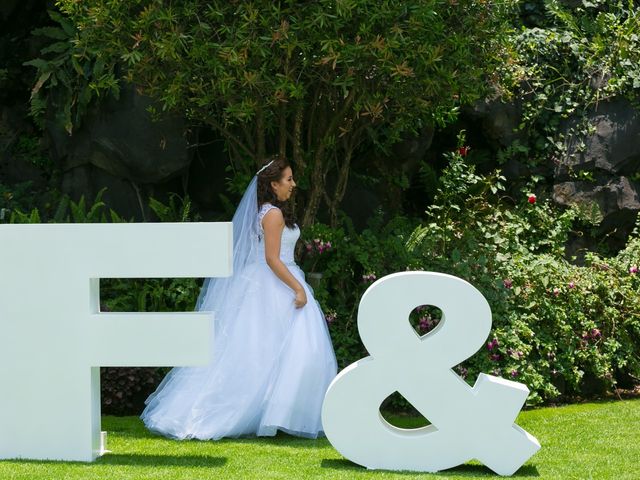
[{"xmin": 50, "ymin": 0, "xmax": 517, "ymax": 226}]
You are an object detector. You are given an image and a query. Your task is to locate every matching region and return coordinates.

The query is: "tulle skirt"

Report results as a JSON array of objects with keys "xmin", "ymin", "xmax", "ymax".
[{"xmin": 140, "ymin": 262, "xmax": 337, "ymax": 440}]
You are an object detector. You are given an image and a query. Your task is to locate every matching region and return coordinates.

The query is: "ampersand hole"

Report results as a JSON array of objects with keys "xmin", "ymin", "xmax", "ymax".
[
  {"xmin": 379, "ymin": 391, "xmax": 432, "ymax": 428},
  {"xmin": 410, "ymin": 305, "xmax": 442, "ymax": 338}
]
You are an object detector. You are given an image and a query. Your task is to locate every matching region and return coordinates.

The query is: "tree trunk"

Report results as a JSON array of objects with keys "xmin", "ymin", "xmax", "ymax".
[
  {"xmin": 328, "ymin": 146, "xmax": 353, "ymax": 227},
  {"xmin": 301, "ymin": 90, "xmax": 358, "ymax": 227},
  {"xmin": 278, "ymin": 103, "xmax": 287, "ymax": 160},
  {"xmin": 292, "ymin": 104, "xmax": 305, "ymax": 171},
  {"xmin": 302, "ymin": 152, "xmax": 326, "ymax": 228},
  {"xmin": 256, "ymin": 110, "xmax": 266, "ymax": 162}
]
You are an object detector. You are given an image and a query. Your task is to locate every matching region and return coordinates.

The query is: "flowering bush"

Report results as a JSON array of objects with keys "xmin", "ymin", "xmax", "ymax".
[
  {"xmin": 300, "ymin": 223, "xmax": 337, "ymax": 274},
  {"xmin": 312, "ymin": 148, "xmax": 640, "ymax": 409},
  {"xmin": 305, "ymin": 213, "xmax": 421, "ymax": 372},
  {"xmin": 405, "ymin": 151, "xmax": 640, "ymax": 405}
]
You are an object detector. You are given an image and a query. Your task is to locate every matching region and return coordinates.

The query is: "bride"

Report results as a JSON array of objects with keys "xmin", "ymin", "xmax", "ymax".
[{"xmin": 141, "ymin": 157, "xmax": 337, "ymax": 439}]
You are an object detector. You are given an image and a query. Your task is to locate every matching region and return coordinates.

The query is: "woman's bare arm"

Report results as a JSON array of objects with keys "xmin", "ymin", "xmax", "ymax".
[{"xmin": 262, "ymin": 208, "xmax": 307, "ymax": 308}]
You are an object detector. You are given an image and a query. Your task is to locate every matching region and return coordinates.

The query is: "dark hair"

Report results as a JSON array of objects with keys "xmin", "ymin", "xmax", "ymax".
[{"xmin": 257, "ymin": 157, "xmax": 296, "ymax": 228}]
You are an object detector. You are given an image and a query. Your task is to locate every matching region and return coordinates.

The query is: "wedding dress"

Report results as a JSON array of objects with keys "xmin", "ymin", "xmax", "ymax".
[{"xmin": 141, "ymin": 190, "xmax": 337, "ymax": 440}]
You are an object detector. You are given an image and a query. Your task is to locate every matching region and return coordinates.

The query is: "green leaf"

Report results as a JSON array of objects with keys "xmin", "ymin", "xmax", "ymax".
[
  {"xmin": 40, "ymin": 41, "xmax": 71, "ymax": 55},
  {"xmin": 32, "ymin": 26, "xmax": 68, "ymax": 40}
]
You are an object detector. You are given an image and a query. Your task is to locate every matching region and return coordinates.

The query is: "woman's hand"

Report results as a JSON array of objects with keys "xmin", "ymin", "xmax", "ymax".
[{"xmin": 294, "ymin": 288, "xmax": 307, "ymax": 308}]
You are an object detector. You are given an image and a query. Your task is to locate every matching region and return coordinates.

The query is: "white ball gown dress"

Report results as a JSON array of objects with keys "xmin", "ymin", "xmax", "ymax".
[{"xmin": 141, "ymin": 202, "xmax": 337, "ymax": 439}]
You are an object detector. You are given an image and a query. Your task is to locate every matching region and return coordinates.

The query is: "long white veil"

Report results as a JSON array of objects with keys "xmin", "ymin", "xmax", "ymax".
[{"xmin": 195, "ymin": 176, "xmax": 259, "ymax": 312}]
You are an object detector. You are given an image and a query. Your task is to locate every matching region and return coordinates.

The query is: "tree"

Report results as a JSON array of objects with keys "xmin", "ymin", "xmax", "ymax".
[{"xmin": 56, "ymin": 0, "xmax": 516, "ymax": 226}]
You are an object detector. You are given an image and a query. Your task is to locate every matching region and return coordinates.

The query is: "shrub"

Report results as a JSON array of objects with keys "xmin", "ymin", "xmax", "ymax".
[{"xmin": 312, "ymin": 144, "xmax": 639, "ymax": 408}]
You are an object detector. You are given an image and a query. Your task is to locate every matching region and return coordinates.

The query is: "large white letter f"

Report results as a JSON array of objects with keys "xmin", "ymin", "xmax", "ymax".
[{"xmin": 0, "ymin": 223, "xmax": 231, "ymax": 461}]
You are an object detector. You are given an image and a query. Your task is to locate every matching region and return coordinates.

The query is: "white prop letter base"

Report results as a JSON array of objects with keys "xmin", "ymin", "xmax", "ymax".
[{"xmin": 322, "ymin": 272, "xmax": 540, "ymax": 476}]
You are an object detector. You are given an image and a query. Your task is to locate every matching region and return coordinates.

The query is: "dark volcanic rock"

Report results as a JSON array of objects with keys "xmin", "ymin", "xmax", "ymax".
[
  {"xmin": 391, "ymin": 126, "xmax": 435, "ymax": 165},
  {"xmin": 556, "ymin": 99, "xmax": 640, "ymax": 180},
  {"xmin": 553, "ymin": 177, "xmax": 640, "ymax": 251},
  {"xmin": 60, "ymin": 164, "xmax": 149, "ymax": 221},
  {"xmin": 468, "ymin": 96, "xmax": 526, "ymax": 148},
  {"xmin": 48, "ymin": 85, "xmax": 191, "ymax": 185},
  {"xmin": 552, "ymin": 98, "xmax": 640, "ymax": 252}
]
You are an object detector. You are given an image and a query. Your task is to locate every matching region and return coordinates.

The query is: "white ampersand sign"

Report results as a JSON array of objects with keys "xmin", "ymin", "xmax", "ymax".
[{"xmin": 321, "ymin": 271, "xmax": 541, "ymax": 476}]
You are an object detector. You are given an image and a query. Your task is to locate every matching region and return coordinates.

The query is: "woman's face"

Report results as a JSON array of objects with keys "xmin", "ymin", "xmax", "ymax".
[{"xmin": 271, "ymin": 166, "xmax": 296, "ymax": 202}]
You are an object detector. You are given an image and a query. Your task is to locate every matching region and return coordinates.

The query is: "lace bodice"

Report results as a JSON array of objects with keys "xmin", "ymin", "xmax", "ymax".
[{"xmin": 256, "ymin": 203, "xmax": 299, "ymax": 265}]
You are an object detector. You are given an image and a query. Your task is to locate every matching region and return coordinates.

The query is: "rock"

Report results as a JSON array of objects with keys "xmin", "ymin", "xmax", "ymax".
[
  {"xmin": 553, "ymin": 177, "xmax": 640, "ymax": 218},
  {"xmin": 391, "ymin": 126, "xmax": 434, "ymax": 166},
  {"xmin": 467, "ymin": 96, "xmax": 526, "ymax": 148},
  {"xmin": 60, "ymin": 164, "xmax": 149, "ymax": 221},
  {"xmin": 47, "ymin": 85, "xmax": 192, "ymax": 185},
  {"xmin": 186, "ymin": 128, "xmax": 230, "ymax": 214},
  {"xmin": 556, "ymin": 98, "xmax": 640, "ymax": 179},
  {"xmin": 553, "ymin": 177, "xmax": 640, "ymax": 252},
  {"xmin": 553, "ymin": 98, "xmax": 640, "ymax": 254}
]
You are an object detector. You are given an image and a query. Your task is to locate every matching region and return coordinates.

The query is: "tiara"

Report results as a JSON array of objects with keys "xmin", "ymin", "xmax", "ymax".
[{"xmin": 256, "ymin": 160, "xmax": 274, "ymax": 175}]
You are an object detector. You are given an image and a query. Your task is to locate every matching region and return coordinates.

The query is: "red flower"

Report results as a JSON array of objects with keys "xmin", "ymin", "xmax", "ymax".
[
  {"xmin": 527, "ymin": 194, "xmax": 537, "ymax": 204},
  {"xmin": 457, "ymin": 146, "xmax": 470, "ymax": 157}
]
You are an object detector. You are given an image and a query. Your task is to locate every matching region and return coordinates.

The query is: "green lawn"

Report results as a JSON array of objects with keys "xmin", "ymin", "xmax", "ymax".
[{"xmin": 1, "ymin": 399, "xmax": 638, "ymax": 479}]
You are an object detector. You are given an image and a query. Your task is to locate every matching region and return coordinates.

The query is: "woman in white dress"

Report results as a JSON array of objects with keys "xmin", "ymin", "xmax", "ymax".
[{"xmin": 141, "ymin": 158, "xmax": 337, "ymax": 440}]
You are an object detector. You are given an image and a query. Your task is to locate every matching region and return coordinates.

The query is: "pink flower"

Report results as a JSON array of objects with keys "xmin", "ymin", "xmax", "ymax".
[
  {"xmin": 507, "ymin": 348, "xmax": 524, "ymax": 359},
  {"xmin": 630, "ymin": 265, "xmax": 638, "ymax": 274},
  {"xmin": 362, "ymin": 273, "xmax": 377, "ymax": 283},
  {"xmin": 418, "ymin": 316, "xmax": 435, "ymax": 332},
  {"xmin": 503, "ymin": 279, "xmax": 513, "ymax": 289},
  {"xmin": 591, "ymin": 328, "xmax": 601, "ymax": 339},
  {"xmin": 457, "ymin": 146, "xmax": 470, "ymax": 157},
  {"xmin": 527, "ymin": 194, "xmax": 537, "ymax": 204},
  {"xmin": 490, "ymin": 353, "xmax": 501, "ymax": 362},
  {"xmin": 552, "ymin": 287, "xmax": 560, "ymax": 297},
  {"xmin": 568, "ymin": 281, "xmax": 576, "ymax": 289},
  {"xmin": 325, "ymin": 311, "xmax": 337, "ymax": 324},
  {"xmin": 486, "ymin": 338, "xmax": 499, "ymax": 351},
  {"xmin": 510, "ymin": 370, "xmax": 519, "ymax": 378}
]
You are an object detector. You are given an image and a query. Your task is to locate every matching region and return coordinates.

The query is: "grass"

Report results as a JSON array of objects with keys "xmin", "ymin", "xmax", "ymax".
[{"xmin": 1, "ymin": 399, "xmax": 638, "ymax": 479}]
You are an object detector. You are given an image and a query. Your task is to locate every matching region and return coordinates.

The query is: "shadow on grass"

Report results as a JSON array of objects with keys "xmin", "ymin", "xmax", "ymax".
[
  {"xmin": 97, "ymin": 453, "xmax": 227, "ymax": 468},
  {"xmin": 441, "ymin": 464, "xmax": 539, "ymax": 477},
  {"xmin": 320, "ymin": 459, "xmax": 539, "ymax": 477},
  {"xmin": 0, "ymin": 454, "xmax": 227, "ymax": 469},
  {"xmin": 214, "ymin": 432, "xmax": 331, "ymax": 450}
]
